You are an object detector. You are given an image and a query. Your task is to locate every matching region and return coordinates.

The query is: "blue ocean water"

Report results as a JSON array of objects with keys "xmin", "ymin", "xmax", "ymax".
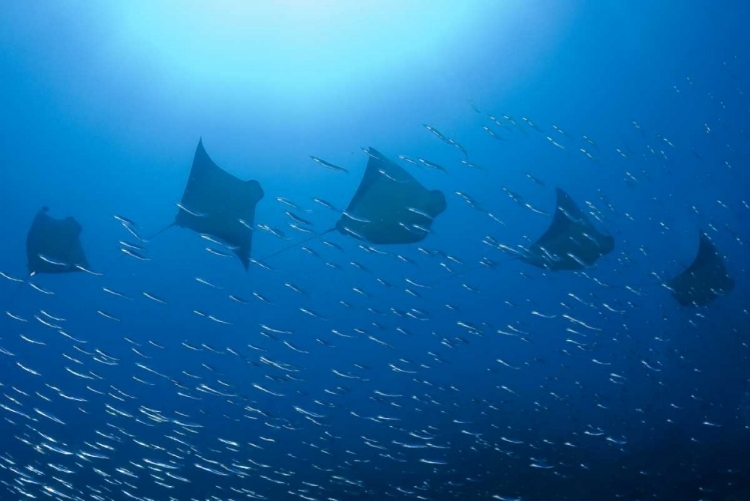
[{"xmin": 1, "ymin": 1, "xmax": 749, "ymax": 500}]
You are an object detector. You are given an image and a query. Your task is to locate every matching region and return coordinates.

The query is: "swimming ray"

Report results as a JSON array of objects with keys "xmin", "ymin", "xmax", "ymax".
[
  {"xmin": 334, "ymin": 147, "xmax": 447, "ymax": 245},
  {"xmin": 262, "ymin": 147, "xmax": 446, "ymax": 261},
  {"xmin": 664, "ymin": 231, "xmax": 734, "ymax": 306},
  {"xmin": 26, "ymin": 207, "xmax": 89, "ymax": 276},
  {"xmin": 520, "ymin": 187, "xmax": 614, "ymax": 271},
  {"xmin": 174, "ymin": 139, "xmax": 265, "ymax": 270}
]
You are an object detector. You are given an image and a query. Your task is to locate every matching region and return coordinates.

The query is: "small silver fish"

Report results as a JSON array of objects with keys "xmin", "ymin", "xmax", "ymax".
[
  {"xmin": 310, "ymin": 156, "xmax": 348, "ymax": 174},
  {"xmin": 312, "ymin": 198, "xmax": 339, "ymax": 211},
  {"xmin": 176, "ymin": 203, "xmax": 206, "ymax": 218}
]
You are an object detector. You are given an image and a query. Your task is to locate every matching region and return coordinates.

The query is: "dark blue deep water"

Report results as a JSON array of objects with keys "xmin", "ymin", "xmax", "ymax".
[{"xmin": 1, "ymin": 2, "xmax": 749, "ymax": 500}]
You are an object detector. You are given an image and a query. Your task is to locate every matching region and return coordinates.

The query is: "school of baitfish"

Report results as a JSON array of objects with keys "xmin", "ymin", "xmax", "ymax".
[{"xmin": 0, "ymin": 78, "xmax": 746, "ymax": 501}]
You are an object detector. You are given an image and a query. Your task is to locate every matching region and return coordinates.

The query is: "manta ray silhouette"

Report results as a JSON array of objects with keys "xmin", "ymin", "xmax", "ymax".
[
  {"xmin": 665, "ymin": 231, "xmax": 734, "ymax": 306},
  {"xmin": 174, "ymin": 139, "xmax": 265, "ymax": 270},
  {"xmin": 521, "ymin": 187, "xmax": 614, "ymax": 271},
  {"xmin": 335, "ymin": 147, "xmax": 447, "ymax": 245},
  {"xmin": 26, "ymin": 207, "xmax": 89, "ymax": 275}
]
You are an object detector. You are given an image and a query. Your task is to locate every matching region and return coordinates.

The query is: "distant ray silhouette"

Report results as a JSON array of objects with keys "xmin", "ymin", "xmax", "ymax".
[
  {"xmin": 174, "ymin": 139, "xmax": 264, "ymax": 270},
  {"xmin": 260, "ymin": 148, "xmax": 447, "ymax": 262},
  {"xmin": 521, "ymin": 187, "xmax": 614, "ymax": 271},
  {"xmin": 664, "ymin": 231, "xmax": 734, "ymax": 306},
  {"xmin": 335, "ymin": 147, "xmax": 447, "ymax": 244},
  {"xmin": 26, "ymin": 207, "xmax": 89, "ymax": 275}
]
